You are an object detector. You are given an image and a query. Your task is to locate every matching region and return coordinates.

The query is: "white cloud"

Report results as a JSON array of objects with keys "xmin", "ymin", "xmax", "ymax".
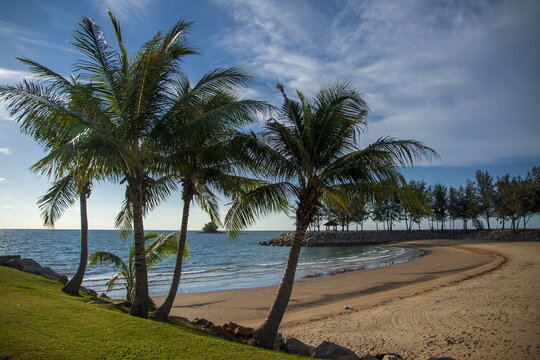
[
  {"xmin": 215, "ymin": 0, "xmax": 540, "ymax": 166},
  {"xmin": 0, "ymin": 205, "xmax": 12, "ymax": 209},
  {"xmin": 0, "ymin": 177, "xmax": 5, "ymax": 182},
  {"xmin": 0, "ymin": 148, "xmax": 11, "ymax": 155},
  {"xmin": 0, "ymin": 68, "xmax": 32, "ymax": 85}
]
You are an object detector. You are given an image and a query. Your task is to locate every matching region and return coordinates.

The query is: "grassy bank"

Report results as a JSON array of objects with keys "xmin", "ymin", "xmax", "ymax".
[{"xmin": 0, "ymin": 266, "xmax": 301, "ymax": 360}]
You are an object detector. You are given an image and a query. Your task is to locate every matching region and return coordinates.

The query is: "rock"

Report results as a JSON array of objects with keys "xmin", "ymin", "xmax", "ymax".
[
  {"xmin": 5, "ymin": 258, "xmax": 22, "ymax": 270},
  {"xmin": 209, "ymin": 325, "xmax": 224, "ymax": 334},
  {"xmin": 99, "ymin": 293, "xmax": 110, "ymax": 299},
  {"xmin": 358, "ymin": 354, "xmax": 377, "ymax": 360},
  {"xmin": 192, "ymin": 318, "xmax": 211, "ymax": 327},
  {"xmin": 38, "ymin": 267, "xmax": 58, "ymax": 276},
  {"xmin": 81, "ymin": 287, "xmax": 98, "ymax": 297},
  {"xmin": 22, "ymin": 264, "xmax": 42, "ymax": 275},
  {"xmin": 227, "ymin": 322, "xmax": 239, "ymax": 332},
  {"xmin": 427, "ymin": 358, "xmax": 456, "ymax": 360},
  {"xmin": 234, "ymin": 325, "xmax": 254, "ymax": 338},
  {"xmin": 381, "ymin": 355, "xmax": 403, "ymax": 360},
  {"xmin": 0, "ymin": 255, "xmax": 21, "ymax": 266},
  {"xmin": 58, "ymin": 275, "xmax": 69, "ymax": 284},
  {"xmin": 203, "ymin": 321, "xmax": 215, "ymax": 329},
  {"xmin": 20, "ymin": 258, "xmax": 41, "ymax": 268},
  {"xmin": 315, "ymin": 341, "xmax": 357, "ymax": 359},
  {"xmin": 221, "ymin": 330, "xmax": 236, "ymax": 341},
  {"xmin": 285, "ymin": 337, "xmax": 313, "ymax": 356}
]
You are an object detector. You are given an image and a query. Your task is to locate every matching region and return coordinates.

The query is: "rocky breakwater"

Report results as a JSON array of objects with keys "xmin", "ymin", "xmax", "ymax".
[
  {"xmin": 0, "ymin": 255, "xmax": 98, "ymax": 297},
  {"xmin": 258, "ymin": 229, "xmax": 540, "ymax": 247}
]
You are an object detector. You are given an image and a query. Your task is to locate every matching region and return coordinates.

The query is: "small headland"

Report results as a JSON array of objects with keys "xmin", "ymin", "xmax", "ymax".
[{"xmin": 259, "ymin": 229, "xmax": 540, "ymax": 246}]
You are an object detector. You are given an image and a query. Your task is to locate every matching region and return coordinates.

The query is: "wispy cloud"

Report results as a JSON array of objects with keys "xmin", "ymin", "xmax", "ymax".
[
  {"xmin": 0, "ymin": 20, "xmax": 73, "ymax": 53},
  {"xmin": 90, "ymin": 0, "xmax": 153, "ymax": 23},
  {"xmin": 215, "ymin": 0, "xmax": 540, "ymax": 166},
  {"xmin": 0, "ymin": 148, "xmax": 11, "ymax": 155},
  {"xmin": 0, "ymin": 177, "xmax": 6, "ymax": 182}
]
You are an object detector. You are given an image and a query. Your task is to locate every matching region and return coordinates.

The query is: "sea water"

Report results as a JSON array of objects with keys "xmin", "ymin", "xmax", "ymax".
[{"xmin": 0, "ymin": 229, "xmax": 420, "ymax": 299}]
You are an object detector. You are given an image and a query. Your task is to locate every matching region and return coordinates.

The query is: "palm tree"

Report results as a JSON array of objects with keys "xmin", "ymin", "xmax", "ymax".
[
  {"xmin": 225, "ymin": 82, "xmax": 437, "ymax": 348},
  {"xmin": 89, "ymin": 232, "xmax": 185, "ymax": 303},
  {"xmin": 1, "ymin": 10, "xmax": 199, "ymax": 317},
  {"xmin": 153, "ymin": 73, "xmax": 267, "ymax": 320},
  {"xmin": 0, "ymin": 55, "xmax": 105, "ymax": 295},
  {"xmin": 37, "ymin": 172, "xmax": 93, "ymax": 294}
]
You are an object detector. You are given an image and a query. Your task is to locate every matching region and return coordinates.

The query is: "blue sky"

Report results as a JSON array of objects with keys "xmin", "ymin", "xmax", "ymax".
[{"xmin": 0, "ymin": 0, "xmax": 539, "ymax": 230}]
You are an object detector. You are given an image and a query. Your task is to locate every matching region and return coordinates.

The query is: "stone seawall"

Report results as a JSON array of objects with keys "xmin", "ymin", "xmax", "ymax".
[{"xmin": 258, "ymin": 229, "xmax": 540, "ymax": 247}]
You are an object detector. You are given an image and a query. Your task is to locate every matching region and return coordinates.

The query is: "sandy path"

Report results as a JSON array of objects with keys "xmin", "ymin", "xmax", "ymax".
[{"xmin": 283, "ymin": 241, "xmax": 540, "ymax": 359}]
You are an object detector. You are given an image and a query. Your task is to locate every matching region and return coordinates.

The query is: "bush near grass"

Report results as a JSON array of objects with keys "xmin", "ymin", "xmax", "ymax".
[{"xmin": 0, "ymin": 266, "xmax": 304, "ymax": 360}]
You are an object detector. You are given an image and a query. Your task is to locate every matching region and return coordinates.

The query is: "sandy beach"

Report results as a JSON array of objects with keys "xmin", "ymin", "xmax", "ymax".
[{"xmin": 154, "ymin": 239, "xmax": 539, "ymax": 359}]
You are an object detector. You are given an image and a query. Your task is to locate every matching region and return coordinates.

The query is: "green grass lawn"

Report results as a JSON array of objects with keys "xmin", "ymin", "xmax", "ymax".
[{"xmin": 0, "ymin": 266, "xmax": 303, "ymax": 359}]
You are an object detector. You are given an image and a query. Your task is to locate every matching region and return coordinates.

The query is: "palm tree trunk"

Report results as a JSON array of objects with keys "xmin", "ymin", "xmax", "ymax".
[
  {"xmin": 62, "ymin": 191, "xmax": 89, "ymax": 295},
  {"xmin": 129, "ymin": 182, "xmax": 149, "ymax": 318},
  {"xmin": 154, "ymin": 190, "xmax": 193, "ymax": 321},
  {"xmin": 252, "ymin": 220, "xmax": 308, "ymax": 348}
]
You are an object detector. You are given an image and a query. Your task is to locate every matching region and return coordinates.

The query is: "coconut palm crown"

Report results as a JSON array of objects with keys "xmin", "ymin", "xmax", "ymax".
[
  {"xmin": 152, "ymin": 72, "xmax": 269, "ymax": 320},
  {"xmin": 225, "ymin": 82, "xmax": 438, "ymax": 348}
]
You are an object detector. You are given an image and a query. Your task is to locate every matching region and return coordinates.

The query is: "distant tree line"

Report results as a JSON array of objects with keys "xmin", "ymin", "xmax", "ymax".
[{"xmin": 312, "ymin": 167, "xmax": 540, "ymax": 232}]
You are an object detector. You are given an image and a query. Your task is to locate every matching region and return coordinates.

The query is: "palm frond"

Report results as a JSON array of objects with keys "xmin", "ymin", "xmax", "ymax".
[
  {"xmin": 194, "ymin": 184, "xmax": 222, "ymax": 228},
  {"xmin": 114, "ymin": 197, "xmax": 133, "ymax": 241},
  {"xmin": 225, "ymin": 182, "xmax": 293, "ymax": 239},
  {"xmin": 89, "ymin": 251, "xmax": 128, "ymax": 274},
  {"xmin": 106, "ymin": 8, "xmax": 128, "ymax": 76},
  {"xmin": 365, "ymin": 137, "xmax": 439, "ymax": 167},
  {"xmin": 72, "ymin": 16, "xmax": 122, "ymax": 107},
  {"xmin": 105, "ymin": 272, "xmax": 122, "ymax": 292},
  {"xmin": 37, "ymin": 174, "xmax": 77, "ymax": 228},
  {"xmin": 16, "ymin": 57, "xmax": 72, "ymax": 92},
  {"xmin": 145, "ymin": 232, "xmax": 181, "ymax": 269}
]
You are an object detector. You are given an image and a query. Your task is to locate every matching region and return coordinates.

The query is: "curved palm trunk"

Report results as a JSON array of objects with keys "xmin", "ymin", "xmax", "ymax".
[
  {"xmin": 253, "ymin": 220, "xmax": 308, "ymax": 348},
  {"xmin": 62, "ymin": 191, "xmax": 89, "ymax": 295},
  {"xmin": 129, "ymin": 183, "xmax": 149, "ymax": 318},
  {"xmin": 154, "ymin": 190, "xmax": 193, "ymax": 321}
]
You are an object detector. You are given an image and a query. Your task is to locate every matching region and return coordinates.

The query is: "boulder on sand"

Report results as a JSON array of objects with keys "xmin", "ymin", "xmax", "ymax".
[
  {"xmin": 234, "ymin": 325, "xmax": 253, "ymax": 338},
  {"xmin": 315, "ymin": 341, "xmax": 358, "ymax": 359},
  {"xmin": 285, "ymin": 336, "xmax": 314, "ymax": 356}
]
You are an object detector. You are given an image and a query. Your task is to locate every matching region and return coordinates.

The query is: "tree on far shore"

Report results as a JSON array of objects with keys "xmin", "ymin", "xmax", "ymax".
[
  {"xmin": 431, "ymin": 184, "xmax": 448, "ymax": 230},
  {"xmin": 475, "ymin": 170, "xmax": 495, "ymax": 230}
]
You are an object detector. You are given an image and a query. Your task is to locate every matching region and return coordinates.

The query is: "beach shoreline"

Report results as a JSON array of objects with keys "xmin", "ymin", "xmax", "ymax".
[
  {"xmin": 153, "ymin": 239, "xmax": 504, "ymax": 327},
  {"xmin": 153, "ymin": 239, "xmax": 539, "ymax": 358}
]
